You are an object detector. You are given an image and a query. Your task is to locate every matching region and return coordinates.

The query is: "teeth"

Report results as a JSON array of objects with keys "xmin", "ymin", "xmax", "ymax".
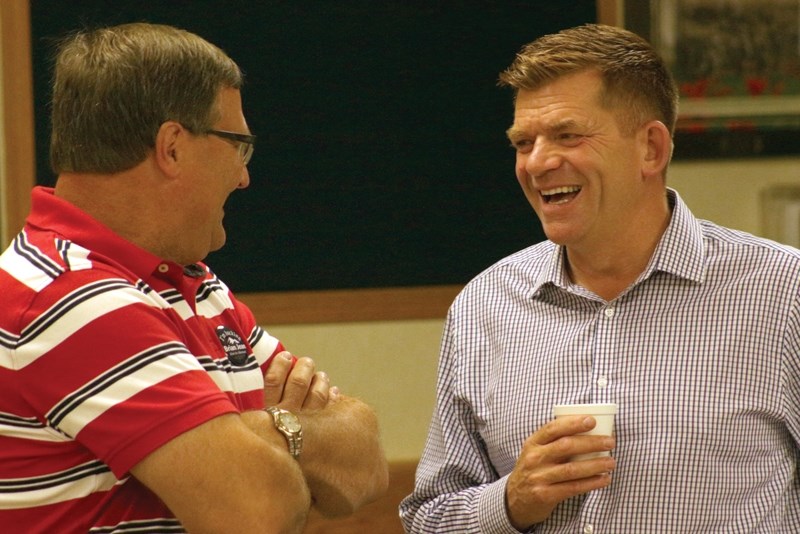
[{"xmin": 541, "ymin": 186, "xmax": 581, "ymax": 196}]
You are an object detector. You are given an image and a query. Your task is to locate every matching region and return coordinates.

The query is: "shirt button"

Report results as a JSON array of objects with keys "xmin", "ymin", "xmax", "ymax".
[
  {"xmin": 157, "ymin": 264, "xmax": 169, "ymax": 273},
  {"xmin": 583, "ymin": 524, "xmax": 594, "ymax": 534},
  {"xmin": 597, "ymin": 376, "xmax": 608, "ymax": 388},
  {"xmin": 604, "ymin": 307, "xmax": 615, "ymax": 318}
]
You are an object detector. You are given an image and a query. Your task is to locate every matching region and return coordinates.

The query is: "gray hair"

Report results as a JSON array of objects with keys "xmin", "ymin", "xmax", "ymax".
[{"xmin": 50, "ymin": 22, "xmax": 243, "ymax": 173}]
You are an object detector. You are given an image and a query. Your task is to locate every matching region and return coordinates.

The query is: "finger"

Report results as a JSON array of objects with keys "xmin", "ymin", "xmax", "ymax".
[
  {"xmin": 532, "ymin": 415, "xmax": 598, "ymax": 446},
  {"xmin": 547, "ymin": 434, "xmax": 616, "ymax": 464},
  {"xmin": 278, "ymin": 357, "xmax": 316, "ymax": 410},
  {"xmin": 514, "ymin": 433, "xmax": 615, "ymax": 494},
  {"xmin": 328, "ymin": 386, "xmax": 341, "ymax": 405},
  {"xmin": 262, "ymin": 351, "xmax": 296, "ymax": 407},
  {"xmin": 302, "ymin": 371, "xmax": 331, "ymax": 410},
  {"xmin": 549, "ymin": 469, "xmax": 614, "ymax": 499},
  {"xmin": 550, "ymin": 453, "xmax": 616, "ymax": 482},
  {"xmin": 540, "ymin": 471, "xmax": 614, "ymax": 509},
  {"xmin": 507, "ymin": 472, "xmax": 613, "ymax": 528},
  {"xmin": 506, "ymin": 453, "xmax": 614, "ymax": 528}
]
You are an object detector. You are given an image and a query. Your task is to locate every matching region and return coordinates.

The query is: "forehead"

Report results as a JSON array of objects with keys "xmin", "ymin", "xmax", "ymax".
[
  {"xmin": 514, "ymin": 70, "xmax": 603, "ymax": 114},
  {"xmin": 214, "ymin": 87, "xmax": 248, "ymax": 127},
  {"xmin": 508, "ymin": 71, "xmax": 609, "ymax": 134}
]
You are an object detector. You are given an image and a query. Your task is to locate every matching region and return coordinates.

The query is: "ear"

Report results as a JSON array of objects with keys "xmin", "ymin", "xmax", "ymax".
[
  {"xmin": 153, "ymin": 121, "xmax": 186, "ymax": 178},
  {"xmin": 640, "ymin": 120, "xmax": 672, "ymax": 180}
]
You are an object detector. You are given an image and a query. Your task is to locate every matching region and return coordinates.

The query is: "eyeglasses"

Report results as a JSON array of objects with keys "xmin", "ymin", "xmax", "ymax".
[{"xmin": 206, "ymin": 129, "xmax": 256, "ymax": 165}]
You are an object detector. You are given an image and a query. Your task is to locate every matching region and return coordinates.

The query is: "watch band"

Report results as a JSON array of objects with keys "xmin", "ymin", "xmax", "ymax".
[{"xmin": 265, "ymin": 406, "xmax": 303, "ymax": 459}]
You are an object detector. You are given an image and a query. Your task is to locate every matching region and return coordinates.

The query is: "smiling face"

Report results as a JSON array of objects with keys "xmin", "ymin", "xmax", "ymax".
[
  {"xmin": 507, "ymin": 69, "xmax": 651, "ymax": 254},
  {"xmin": 178, "ymin": 87, "xmax": 252, "ymax": 263}
]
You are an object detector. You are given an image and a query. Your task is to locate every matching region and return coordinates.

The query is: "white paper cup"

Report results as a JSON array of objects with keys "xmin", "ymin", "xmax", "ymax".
[{"xmin": 552, "ymin": 403, "xmax": 618, "ymax": 460}]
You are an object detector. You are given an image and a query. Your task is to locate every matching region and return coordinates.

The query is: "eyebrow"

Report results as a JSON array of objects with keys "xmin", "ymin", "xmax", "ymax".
[
  {"xmin": 506, "ymin": 119, "xmax": 582, "ymax": 141},
  {"xmin": 505, "ymin": 126, "xmax": 524, "ymax": 142}
]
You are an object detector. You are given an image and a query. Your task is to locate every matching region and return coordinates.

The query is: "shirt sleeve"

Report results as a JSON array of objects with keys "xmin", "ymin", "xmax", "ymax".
[
  {"xmin": 228, "ymin": 291, "xmax": 286, "ymax": 372},
  {"xmin": 781, "ymin": 287, "xmax": 800, "ymax": 448},
  {"xmin": 18, "ymin": 283, "xmax": 237, "ymax": 478},
  {"xmin": 399, "ymin": 311, "xmax": 524, "ymax": 534}
]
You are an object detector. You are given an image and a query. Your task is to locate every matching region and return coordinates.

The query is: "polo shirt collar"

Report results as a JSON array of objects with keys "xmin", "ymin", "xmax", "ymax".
[{"xmin": 26, "ymin": 186, "xmax": 181, "ymax": 282}]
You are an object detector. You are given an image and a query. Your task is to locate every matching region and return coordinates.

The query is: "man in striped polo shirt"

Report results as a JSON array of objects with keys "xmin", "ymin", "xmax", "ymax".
[{"xmin": 0, "ymin": 23, "xmax": 387, "ymax": 533}]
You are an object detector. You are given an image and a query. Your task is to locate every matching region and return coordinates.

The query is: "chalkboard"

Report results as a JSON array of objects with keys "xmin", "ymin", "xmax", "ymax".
[{"xmin": 31, "ymin": 1, "xmax": 597, "ymax": 292}]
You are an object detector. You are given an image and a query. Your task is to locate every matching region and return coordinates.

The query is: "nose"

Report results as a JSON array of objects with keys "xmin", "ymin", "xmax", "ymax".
[
  {"xmin": 523, "ymin": 138, "xmax": 562, "ymax": 180},
  {"xmin": 237, "ymin": 165, "xmax": 250, "ymax": 189}
]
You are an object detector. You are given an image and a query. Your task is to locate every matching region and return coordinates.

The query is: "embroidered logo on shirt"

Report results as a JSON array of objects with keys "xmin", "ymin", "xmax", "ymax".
[{"xmin": 215, "ymin": 325, "xmax": 248, "ymax": 366}]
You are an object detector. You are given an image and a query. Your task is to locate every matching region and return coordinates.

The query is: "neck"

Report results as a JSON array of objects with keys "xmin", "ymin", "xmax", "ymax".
[
  {"xmin": 565, "ymin": 192, "xmax": 671, "ymax": 301},
  {"xmin": 54, "ymin": 162, "xmax": 176, "ymax": 261}
]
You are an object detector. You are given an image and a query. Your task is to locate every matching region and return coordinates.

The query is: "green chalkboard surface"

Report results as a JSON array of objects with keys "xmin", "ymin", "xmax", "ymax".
[{"xmin": 31, "ymin": 1, "xmax": 597, "ymax": 292}]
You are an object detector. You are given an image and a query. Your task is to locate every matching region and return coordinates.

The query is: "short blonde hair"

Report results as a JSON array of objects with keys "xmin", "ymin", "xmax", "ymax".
[{"xmin": 499, "ymin": 24, "xmax": 678, "ymax": 137}]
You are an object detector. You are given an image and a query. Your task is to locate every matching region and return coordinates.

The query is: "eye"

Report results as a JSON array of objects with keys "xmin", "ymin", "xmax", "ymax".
[
  {"xmin": 511, "ymin": 139, "xmax": 534, "ymax": 153},
  {"xmin": 557, "ymin": 133, "xmax": 583, "ymax": 146}
]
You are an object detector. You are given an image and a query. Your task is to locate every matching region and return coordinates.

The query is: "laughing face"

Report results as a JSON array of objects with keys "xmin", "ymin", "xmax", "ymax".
[
  {"xmin": 178, "ymin": 87, "xmax": 252, "ymax": 264},
  {"xmin": 507, "ymin": 69, "xmax": 650, "ymax": 254}
]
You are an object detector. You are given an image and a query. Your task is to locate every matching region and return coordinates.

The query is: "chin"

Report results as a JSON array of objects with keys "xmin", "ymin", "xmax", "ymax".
[
  {"xmin": 542, "ymin": 226, "xmax": 576, "ymax": 246},
  {"xmin": 209, "ymin": 228, "xmax": 227, "ymax": 253}
]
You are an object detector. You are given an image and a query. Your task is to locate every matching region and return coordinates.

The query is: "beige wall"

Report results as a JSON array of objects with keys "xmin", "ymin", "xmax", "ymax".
[
  {"xmin": 264, "ymin": 319, "xmax": 443, "ymax": 462},
  {"xmin": 669, "ymin": 157, "xmax": 800, "ymax": 235}
]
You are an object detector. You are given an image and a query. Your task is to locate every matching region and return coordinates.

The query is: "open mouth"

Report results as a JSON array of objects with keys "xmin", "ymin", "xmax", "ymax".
[{"xmin": 541, "ymin": 186, "xmax": 581, "ymax": 204}]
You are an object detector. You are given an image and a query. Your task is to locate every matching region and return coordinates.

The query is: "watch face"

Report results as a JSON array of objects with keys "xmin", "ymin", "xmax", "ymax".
[{"xmin": 280, "ymin": 412, "xmax": 301, "ymax": 433}]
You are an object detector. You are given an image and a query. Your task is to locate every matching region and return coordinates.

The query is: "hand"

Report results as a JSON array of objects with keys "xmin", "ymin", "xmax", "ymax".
[
  {"xmin": 263, "ymin": 351, "xmax": 340, "ymax": 411},
  {"xmin": 505, "ymin": 415, "xmax": 616, "ymax": 530}
]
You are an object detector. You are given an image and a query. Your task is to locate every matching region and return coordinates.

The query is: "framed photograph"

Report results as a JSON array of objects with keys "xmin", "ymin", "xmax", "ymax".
[{"xmin": 629, "ymin": 1, "xmax": 800, "ymax": 158}]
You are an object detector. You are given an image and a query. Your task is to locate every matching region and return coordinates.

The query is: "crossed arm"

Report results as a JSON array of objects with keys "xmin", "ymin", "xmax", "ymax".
[{"xmin": 132, "ymin": 352, "xmax": 388, "ymax": 533}]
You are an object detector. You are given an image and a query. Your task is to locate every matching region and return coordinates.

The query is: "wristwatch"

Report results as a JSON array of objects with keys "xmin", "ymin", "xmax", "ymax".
[{"xmin": 265, "ymin": 407, "xmax": 303, "ymax": 459}]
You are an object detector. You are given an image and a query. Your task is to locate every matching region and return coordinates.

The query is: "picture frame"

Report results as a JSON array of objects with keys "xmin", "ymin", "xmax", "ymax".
[{"xmin": 627, "ymin": 1, "xmax": 800, "ymax": 159}]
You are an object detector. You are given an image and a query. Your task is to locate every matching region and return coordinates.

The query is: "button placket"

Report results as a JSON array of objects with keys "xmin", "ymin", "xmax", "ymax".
[{"xmin": 592, "ymin": 302, "xmax": 617, "ymax": 403}]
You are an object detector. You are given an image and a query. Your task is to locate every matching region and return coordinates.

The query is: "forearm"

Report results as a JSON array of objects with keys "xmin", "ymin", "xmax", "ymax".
[
  {"xmin": 298, "ymin": 396, "xmax": 389, "ymax": 516},
  {"xmin": 134, "ymin": 413, "xmax": 311, "ymax": 534},
  {"xmin": 257, "ymin": 352, "xmax": 388, "ymax": 516}
]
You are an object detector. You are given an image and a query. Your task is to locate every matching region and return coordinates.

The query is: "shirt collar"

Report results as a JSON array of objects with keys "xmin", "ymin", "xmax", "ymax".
[
  {"xmin": 645, "ymin": 188, "xmax": 705, "ymax": 284},
  {"xmin": 26, "ymin": 186, "xmax": 184, "ymax": 282},
  {"xmin": 533, "ymin": 187, "xmax": 706, "ymax": 297}
]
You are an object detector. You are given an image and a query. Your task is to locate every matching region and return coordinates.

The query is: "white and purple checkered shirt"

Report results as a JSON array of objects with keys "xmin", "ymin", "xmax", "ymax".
[{"xmin": 401, "ymin": 189, "xmax": 800, "ymax": 533}]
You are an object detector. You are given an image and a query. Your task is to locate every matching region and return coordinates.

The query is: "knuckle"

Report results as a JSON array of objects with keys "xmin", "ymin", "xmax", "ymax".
[
  {"xmin": 310, "ymin": 388, "xmax": 329, "ymax": 404},
  {"xmin": 296, "ymin": 357, "xmax": 316, "ymax": 371},
  {"xmin": 262, "ymin": 372, "xmax": 284, "ymax": 388},
  {"xmin": 560, "ymin": 462, "xmax": 579, "ymax": 480},
  {"xmin": 289, "ymin": 372, "xmax": 311, "ymax": 389},
  {"xmin": 553, "ymin": 437, "xmax": 574, "ymax": 455}
]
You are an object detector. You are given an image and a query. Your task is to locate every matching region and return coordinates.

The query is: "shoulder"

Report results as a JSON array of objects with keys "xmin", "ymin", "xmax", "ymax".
[
  {"xmin": 697, "ymin": 220, "xmax": 800, "ymax": 299},
  {"xmin": 0, "ymin": 231, "xmax": 171, "ymax": 342},
  {"xmin": 450, "ymin": 241, "xmax": 555, "ymax": 310},
  {"xmin": 700, "ymin": 219, "xmax": 800, "ymax": 265}
]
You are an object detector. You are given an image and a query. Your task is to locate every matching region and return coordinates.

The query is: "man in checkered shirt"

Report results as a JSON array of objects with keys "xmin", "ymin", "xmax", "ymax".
[{"xmin": 401, "ymin": 23, "xmax": 800, "ymax": 533}]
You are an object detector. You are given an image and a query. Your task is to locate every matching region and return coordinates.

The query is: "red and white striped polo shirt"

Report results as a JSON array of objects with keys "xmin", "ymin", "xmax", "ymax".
[{"xmin": 0, "ymin": 187, "xmax": 284, "ymax": 533}]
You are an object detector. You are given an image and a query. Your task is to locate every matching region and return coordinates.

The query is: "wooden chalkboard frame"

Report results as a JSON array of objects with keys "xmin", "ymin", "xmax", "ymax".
[{"xmin": 1, "ymin": 1, "xmax": 616, "ymax": 324}]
